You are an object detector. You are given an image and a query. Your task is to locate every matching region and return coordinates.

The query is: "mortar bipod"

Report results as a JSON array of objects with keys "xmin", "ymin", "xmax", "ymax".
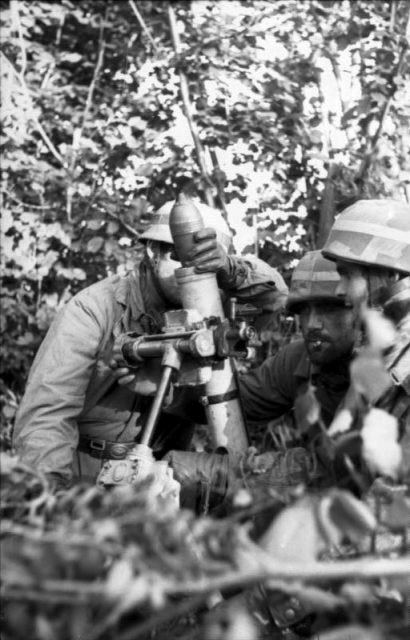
[{"xmin": 96, "ymin": 343, "xmax": 182, "ymax": 496}]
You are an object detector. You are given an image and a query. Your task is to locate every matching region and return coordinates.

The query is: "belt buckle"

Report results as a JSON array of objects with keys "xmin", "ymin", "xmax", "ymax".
[
  {"xmin": 89, "ymin": 439, "xmax": 106, "ymax": 452},
  {"xmin": 110, "ymin": 443, "xmax": 130, "ymax": 460}
]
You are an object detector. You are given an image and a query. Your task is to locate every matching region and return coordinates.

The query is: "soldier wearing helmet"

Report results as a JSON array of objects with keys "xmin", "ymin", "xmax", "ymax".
[
  {"xmin": 238, "ymin": 250, "xmax": 360, "ymax": 428},
  {"xmin": 138, "ymin": 200, "xmax": 234, "ymax": 306},
  {"xmin": 322, "ymin": 199, "xmax": 410, "ymax": 308},
  {"xmin": 138, "ymin": 199, "xmax": 287, "ymax": 325},
  {"xmin": 14, "ymin": 197, "xmax": 288, "ymax": 490},
  {"xmin": 165, "ymin": 251, "xmax": 360, "ymax": 502},
  {"xmin": 162, "ymin": 251, "xmax": 360, "ymax": 638},
  {"xmin": 322, "ymin": 198, "xmax": 410, "ymax": 472}
]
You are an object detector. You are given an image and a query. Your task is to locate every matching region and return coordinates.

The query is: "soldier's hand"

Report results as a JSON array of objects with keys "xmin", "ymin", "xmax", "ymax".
[
  {"xmin": 109, "ymin": 356, "xmax": 174, "ymax": 403},
  {"xmin": 109, "ymin": 358, "xmax": 138, "ymax": 387},
  {"xmin": 186, "ymin": 227, "xmax": 230, "ymax": 273},
  {"xmin": 163, "ymin": 450, "xmax": 231, "ymax": 511}
]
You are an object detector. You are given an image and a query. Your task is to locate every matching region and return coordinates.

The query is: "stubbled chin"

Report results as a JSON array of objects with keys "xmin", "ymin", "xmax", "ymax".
[{"xmin": 307, "ymin": 346, "xmax": 330, "ymax": 365}]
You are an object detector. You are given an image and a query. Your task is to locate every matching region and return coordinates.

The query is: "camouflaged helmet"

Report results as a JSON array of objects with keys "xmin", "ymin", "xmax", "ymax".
[
  {"xmin": 322, "ymin": 199, "xmax": 410, "ymax": 275},
  {"xmin": 139, "ymin": 200, "xmax": 232, "ymax": 251},
  {"xmin": 287, "ymin": 250, "xmax": 345, "ymax": 313}
]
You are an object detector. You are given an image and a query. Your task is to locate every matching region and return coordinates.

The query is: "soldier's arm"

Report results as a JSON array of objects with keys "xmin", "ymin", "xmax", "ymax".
[
  {"xmin": 185, "ymin": 228, "xmax": 288, "ymax": 309},
  {"xmin": 13, "ymin": 294, "xmax": 106, "ymax": 488},
  {"xmin": 217, "ymin": 254, "xmax": 288, "ymax": 304},
  {"xmin": 239, "ymin": 341, "xmax": 303, "ymax": 423}
]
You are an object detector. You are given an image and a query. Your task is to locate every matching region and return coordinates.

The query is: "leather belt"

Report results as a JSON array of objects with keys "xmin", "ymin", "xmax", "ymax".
[{"xmin": 78, "ymin": 435, "xmax": 136, "ymax": 460}]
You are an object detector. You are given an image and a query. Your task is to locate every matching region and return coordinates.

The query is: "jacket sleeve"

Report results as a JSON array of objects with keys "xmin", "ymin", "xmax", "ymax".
[
  {"xmin": 13, "ymin": 293, "xmax": 108, "ymax": 486},
  {"xmin": 238, "ymin": 343, "xmax": 301, "ymax": 423},
  {"xmin": 217, "ymin": 255, "xmax": 288, "ymax": 312}
]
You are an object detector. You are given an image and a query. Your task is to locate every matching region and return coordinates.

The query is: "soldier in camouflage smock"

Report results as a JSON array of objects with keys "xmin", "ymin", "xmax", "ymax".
[{"xmin": 322, "ymin": 199, "xmax": 410, "ymax": 477}]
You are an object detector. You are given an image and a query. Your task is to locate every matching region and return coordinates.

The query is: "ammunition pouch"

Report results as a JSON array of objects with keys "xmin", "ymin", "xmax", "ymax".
[{"xmin": 259, "ymin": 586, "xmax": 313, "ymax": 631}]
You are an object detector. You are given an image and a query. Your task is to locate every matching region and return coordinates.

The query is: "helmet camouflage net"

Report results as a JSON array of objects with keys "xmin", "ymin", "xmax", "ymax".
[
  {"xmin": 287, "ymin": 250, "xmax": 345, "ymax": 313},
  {"xmin": 139, "ymin": 200, "xmax": 232, "ymax": 251},
  {"xmin": 322, "ymin": 199, "xmax": 410, "ymax": 275}
]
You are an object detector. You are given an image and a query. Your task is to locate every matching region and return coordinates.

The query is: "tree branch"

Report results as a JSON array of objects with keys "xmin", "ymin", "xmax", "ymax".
[
  {"xmin": 3, "ymin": 188, "xmax": 53, "ymax": 210},
  {"xmin": 128, "ymin": 0, "xmax": 159, "ymax": 51},
  {"xmin": 105, "ymin": 207, "xmax": 140, "ymax": 238},
  {"xmin": 167, "ymin": 4, "xmax": 214, "ymax": 207},
  {"xmin": 169, "ymin": 556, "xmax": 410, "ymax": 597},
  {"xmin": 209, "ymin": 148, "xmax": 229, "ymax": 219},
  {"xmin": 66, "ymin": 9, "xmax": 107, "ymax": 221},
  {"xmin": 10, "ymin": 0, "xmax": 27, "ymax": 75},
  {"xmin": 3, "ymin": 554, "xmax": 408, "ymax": 604},
  {"xmin": 356, "ymin": 10, "xmax": 410, "ymax": 187},
  {"xmin": 1, "ymin": 52, "xmax": 65, "ymax": 167}
]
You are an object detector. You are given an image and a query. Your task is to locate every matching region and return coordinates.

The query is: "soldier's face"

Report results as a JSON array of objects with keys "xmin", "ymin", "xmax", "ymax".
[
  {"xmin": 335, "ymin": 261, "xmax": 399, "ymax": 309},
  {"xmin": 298, "ymin": 301, "xmax": 358, "ymax": 365},
  {"xmin": 335, "ymin": 262, "xmax": 369, "ymax": 306}
]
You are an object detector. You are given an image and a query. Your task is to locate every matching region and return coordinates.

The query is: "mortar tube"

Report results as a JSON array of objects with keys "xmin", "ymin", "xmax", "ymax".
[{"xmin": 175, "ymin": 267, "xmax": 249, "ymax": 454}]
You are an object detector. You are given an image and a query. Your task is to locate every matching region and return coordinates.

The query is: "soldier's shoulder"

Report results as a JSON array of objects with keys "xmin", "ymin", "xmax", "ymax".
[
  {"xmin": 74, "ymin": 274, "xmax": 128, "ymax": 301},
  {"xmin": 243, "ymin": 255, "xmax": 288, "ymax": 288},
  {"xmin": 265, "ymin": 338, "xmax": 307, "ymax": 368},
  {"xmin": 70, "ymin": 275, "xmax": 135, "ymax": 316}
]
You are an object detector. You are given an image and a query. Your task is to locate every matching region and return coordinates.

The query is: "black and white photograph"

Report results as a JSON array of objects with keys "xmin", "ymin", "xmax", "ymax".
[{"xmin": 1, "ymin": 1, "xmax": 410, "ymax": 639}]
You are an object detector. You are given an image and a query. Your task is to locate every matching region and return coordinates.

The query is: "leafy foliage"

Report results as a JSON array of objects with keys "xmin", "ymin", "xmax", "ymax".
[
  {"xmin": 1, "ymin": 0, "xmax": 409, "ymax": 404},
  {"xmin": 1, "ymin": 452, "xmax": 409, "ymax": 640},
  {"xmin": 1, "ymin": 5, "xmax": 410, "ymax": 637}
]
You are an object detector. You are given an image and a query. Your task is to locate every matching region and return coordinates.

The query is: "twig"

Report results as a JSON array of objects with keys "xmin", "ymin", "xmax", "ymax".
[
  {"xmin": 3, "ymin": 554, "xmax": 408, "ymax": 604},
  {"xmin": 356, "ymin": 10, "xmax": 410, "ymax": 187},
  {"xmin": 209, "ymin": 148, "xmax": 229, "ymax": 220},
  {"xmin": 66, "ymin": 8, "xmax": 107, "ymax": 221},
  {"xmin": 105, "ymin": 207, "xmax": 140, "ymax": 238},
  {"xmin": 316, "ymin": 162, "xmax": 338, "ymax": 248},
  {"xmin": 167, "ymin": 4, "xmax": 214, "ymax": 207},
  {"xmin": 76, "ymin": 12, "xmax": 107, "ymax": 152},
  {"xmin": 111, "ymin": 595, "xmax": 206, "ymax": 640},
  {"xmin": 128, "ymin": 0, "xmax": 159, "ymax": 51},
  {"xmin": 10, "ymin": 0, "xmax": 27, "ymax": 75},
  {"xmin": 1, "ymin": 52, "xmax": 65, "ymax": 167},
  {"xmin": 1, "ymin": 585, "xmax": 103, "ymax": 605},
  {"xmin": 168, "ymin": 554, "xmax": 410, "ymax": 596},
  {"xmin": 3, "ymin": 188, "xmax": 53, "ymax": 209}
]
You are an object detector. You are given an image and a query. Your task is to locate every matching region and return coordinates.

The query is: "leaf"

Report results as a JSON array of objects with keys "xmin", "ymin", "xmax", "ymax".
[
  {"xmin": 361, "ymin": 409, "xmax": 401, "ymax": 479},
  {"xmin": 328, "ymin": 409, "xmax": 353, "ymax": 437},
  {"xmin": 314, "ymin": 625, "xmax": 382, "ymax": 640},
  {"xmin": 350, "ymin": 348, "xmax": 392, "ymax": 403},
  {"xmin": 293, "ymin": 384, "xmax": 321, "ymax": 433},
  {"xmin": 35, "ymin": 615, "xmax": 55, "ymax": 640},
  {"xmin": 87, "ymin": 219, "xmax": 104, "ymax": 230},
  {"xmin": 232, "ymin": 488, "xmax": 252, "ymax": 508},
  {"xmin": 16, "ymin": 332, "xmax": 34, "ymax": 346},
  {"xmin": 362, "ymin": 308, "xmax": 396, "ymax": 351},
  {"xmin": 106, "ymin": 221, "xmax": 120, "ymax": 235},
  {"xmin": 105, "ymin": 558, "xmax": 135, "ymax": 600},
  {"xmin": 340, "ymin": 582, "xmax": 375, "ymax": 605},
  {"xmin": 319, "ymin": 490, "xmax": 377, "ymax": 545},
  {"xmin": 60, "ymin": 52, "xmax": 82, "ymax": 63},
  {"xmin": 381, "ymin": 493, "xmax": 410, "ymax": 532},
  {"xmin": 259, "ymin": 496, "xmax": 322, "ymax": 563},
  {"xmin": 295, "ymin": 585, "xmax": 345, "ymax": 611},
  {"xmin": 86, "ymin": 237, "xmax": 104, "ymax": 253},
  {"xmin": 0, "ymin": 452, "xmax": 21, "ymax": 475},
  {"xmin": 2, "ymin": 405, "xmax": 17, "ymax": 419}
]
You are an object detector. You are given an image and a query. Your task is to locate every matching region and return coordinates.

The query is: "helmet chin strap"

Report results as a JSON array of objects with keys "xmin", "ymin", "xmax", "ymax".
[
  {"xmin": 366, "ymin": 269, "xmax": 400, "ymax": 310},
  {"xmin": 377, "ymin": 275, "xmax": 410, "ymax": 324}
]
